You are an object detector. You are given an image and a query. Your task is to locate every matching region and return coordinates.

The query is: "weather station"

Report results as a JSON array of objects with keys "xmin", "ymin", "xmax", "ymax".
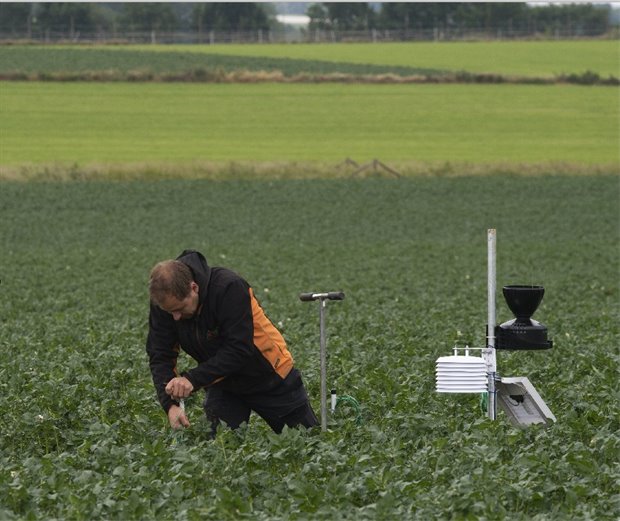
[{"xmin": 436, "ymin": 229, "xmax": 556, "ymax": 428}]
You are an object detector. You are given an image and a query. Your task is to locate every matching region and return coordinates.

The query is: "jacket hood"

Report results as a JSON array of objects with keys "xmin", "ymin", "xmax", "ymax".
[{"xmin": 176, "ymin": 249, "xmax": 212, "ymax": 305}]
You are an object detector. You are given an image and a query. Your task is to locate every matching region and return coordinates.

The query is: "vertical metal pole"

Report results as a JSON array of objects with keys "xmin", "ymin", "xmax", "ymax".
[
  {"xmin": 319, "ymin": 299, "xmax": 328, "ymax": 431},
  {"xmin": 486, "ymin": 229, "xmax": 498, "ymax": 420}
]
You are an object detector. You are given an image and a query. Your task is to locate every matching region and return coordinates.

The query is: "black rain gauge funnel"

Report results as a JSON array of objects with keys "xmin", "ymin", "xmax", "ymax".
[
  {"xmin": 496, "ymin": 285, "xmax": 553, "ymax": 350},
  {"xmin": 435, "ymin": 229, "xmax": 556, "ymax": 427}
]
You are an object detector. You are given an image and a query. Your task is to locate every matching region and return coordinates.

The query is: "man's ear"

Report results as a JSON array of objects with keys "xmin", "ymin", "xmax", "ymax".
[{"xmin": 190, "ymin": 281, "xmax": 199, "ymax": 294}]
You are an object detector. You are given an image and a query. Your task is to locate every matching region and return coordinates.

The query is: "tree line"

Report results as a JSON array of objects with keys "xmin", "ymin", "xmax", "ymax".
[
  {"xmin": 0, "ymin": 2, "xmax": 614, "ymax": 38},
  {"xmin": 308, "ymin": 3, "xmax": 613, "ymax": 36},
  {"xmin": 0, "ymin": 3, "xmax": 274, "ymax": 35}
]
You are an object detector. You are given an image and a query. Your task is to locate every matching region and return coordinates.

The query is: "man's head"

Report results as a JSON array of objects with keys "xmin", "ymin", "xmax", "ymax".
[{"xmin": 149, "ymin": 260, "xmax": 200, "ymax": 321}]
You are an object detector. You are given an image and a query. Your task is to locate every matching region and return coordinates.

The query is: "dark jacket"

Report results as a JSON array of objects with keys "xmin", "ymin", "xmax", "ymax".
[{"xmin": 146, "ymin": 250, "xmax": 294, "ymax": 413}]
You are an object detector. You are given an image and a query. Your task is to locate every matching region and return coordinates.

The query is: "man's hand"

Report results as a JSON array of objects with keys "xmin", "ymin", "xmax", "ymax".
[
  {"xmin": 165, "ymin": 376, "xmax": 194, "ymax": 400},
  {"xmin": 168, "ymin": 404, "xmax": 190, "ymax": 429}
]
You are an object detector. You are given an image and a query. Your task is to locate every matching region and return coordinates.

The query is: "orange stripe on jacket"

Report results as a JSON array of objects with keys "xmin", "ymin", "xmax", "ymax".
[{"xmin": 249, "ymin": 287, "xmax": 294, "ymax": 379}]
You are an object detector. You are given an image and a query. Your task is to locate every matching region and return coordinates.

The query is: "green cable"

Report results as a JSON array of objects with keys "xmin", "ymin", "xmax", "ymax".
[
  {"xmin": 335, "ymin": 395, "xmax": 363, "ymax": 425},
  {"xmin": 479, "ymin": 392, "xmax": 488, "ymax": 413}
]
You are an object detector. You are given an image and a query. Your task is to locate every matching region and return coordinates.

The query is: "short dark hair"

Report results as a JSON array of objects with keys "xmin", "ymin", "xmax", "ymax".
[{"xmin": 149, "ymin": 260, "xmax": 193, "ymax": 306}]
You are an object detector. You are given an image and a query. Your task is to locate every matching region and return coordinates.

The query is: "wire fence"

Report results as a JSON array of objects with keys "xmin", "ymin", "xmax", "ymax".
[{"xmin": 1, "ymin": 26, "xmax": 617, "ymax": 45}]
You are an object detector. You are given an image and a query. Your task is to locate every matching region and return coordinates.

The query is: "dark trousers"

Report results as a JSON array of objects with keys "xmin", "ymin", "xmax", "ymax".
[{"xmin": 203, "ymin": 385, "xmax": 319, "ymax": 436}]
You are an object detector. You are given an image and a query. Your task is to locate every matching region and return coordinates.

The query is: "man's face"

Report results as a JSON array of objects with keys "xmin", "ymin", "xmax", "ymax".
[{"xmin": 159, "ymin": 282, "xmax": 200, "ymax": 321}]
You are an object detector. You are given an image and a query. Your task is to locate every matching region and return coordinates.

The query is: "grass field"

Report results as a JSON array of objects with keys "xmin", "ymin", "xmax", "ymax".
[
  {"xmin": 1, "ymin": 82, "xmax": 618, "ymax": 173},
  {"xmin": 2, "ymin": 40, "xmax": 618, "ymax": 78},
  {"xmin": 141, "ymin": 40, "xmax": 620, "ymax": 78},
  {"xmin": 1, "ymin": 175, "xmax": 618, "ymax": 519}
]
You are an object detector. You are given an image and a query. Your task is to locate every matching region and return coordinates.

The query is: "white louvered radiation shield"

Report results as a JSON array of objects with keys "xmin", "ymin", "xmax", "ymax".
[{"xmin": 436, "ymin": 351, "xmax": 487, "ymax": 394}]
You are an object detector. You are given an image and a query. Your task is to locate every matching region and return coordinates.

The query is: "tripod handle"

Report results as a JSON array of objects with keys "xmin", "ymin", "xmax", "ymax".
[{"xmin": 300, "ymin": 291, "xmax": 345, "ymax": 302}]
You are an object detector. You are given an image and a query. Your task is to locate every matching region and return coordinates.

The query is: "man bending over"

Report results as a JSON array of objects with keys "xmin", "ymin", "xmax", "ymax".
[{"xmin": 146, "ymin": 250, "xmax": 318, "ymax": 435}]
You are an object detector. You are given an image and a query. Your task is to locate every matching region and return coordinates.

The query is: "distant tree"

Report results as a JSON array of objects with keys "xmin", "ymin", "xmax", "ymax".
[
  {"xmin": 529, "ymin": 3, "xmax": 609, "ymax": 36},
  {"xmin": 120, "ymin": 3, "xmax": 177, "ymax": 32},
  {"xmin": 456, "ymin": 3, "xmax": 528, "ymax": 32},
  {"xmin": 324, "ymin": 3, "xmax": 376, "ymax": 30},
  {"xmin": 0, "ymin": 3, "xmax": 33, "ymax": 34},
  {"xmin": 379, "ymin": 3, "xmax": 459, "ymax": 32},
  {"xmin": 192, "ymin": 3, "xmax": 271, "ymax": 32},
  {"xmin": 36, "ymin": 3, "xmax": 98, "ymax": 35},
  {"xmin": 307, "ymin": 3, "xmax": 329, "ymax": 31}
]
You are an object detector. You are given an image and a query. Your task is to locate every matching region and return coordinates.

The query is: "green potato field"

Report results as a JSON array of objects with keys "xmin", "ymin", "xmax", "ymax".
[
  {"xmin": 0, "ymin": 37, "xmax": 618, "ymax": 520},
  {"xmin": 0, "ymin": 176, "xmax": 618, "ymax": 519}
]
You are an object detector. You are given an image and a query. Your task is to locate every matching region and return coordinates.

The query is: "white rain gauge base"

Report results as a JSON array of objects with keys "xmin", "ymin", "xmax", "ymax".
[{"xmin": 435, "ymin": 229, "xmax": 556, "ymax": 428}]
